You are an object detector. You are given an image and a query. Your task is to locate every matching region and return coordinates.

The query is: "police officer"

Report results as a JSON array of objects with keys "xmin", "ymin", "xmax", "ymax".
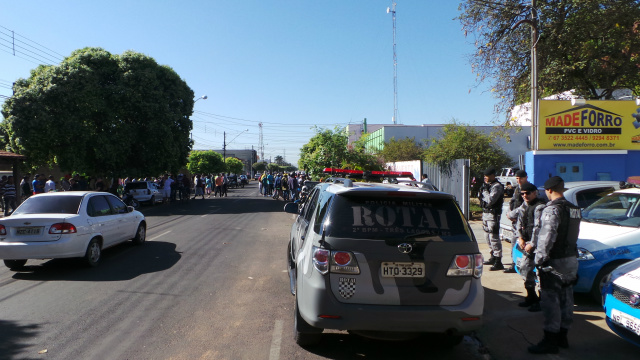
[
  {"xmin": 479, "ymin": 167, "xmax": 505, "ymax": 271},
  {"xmin": 528, "ymin": 176, "xmax": 581, "ymax": 354},
  {"xmin": 504, "ymin": 169, "xmax": 528, "ymax": 273},
  {"xmin": 514, "ymin": 181, "xmax": 545, "ymax": 312}
]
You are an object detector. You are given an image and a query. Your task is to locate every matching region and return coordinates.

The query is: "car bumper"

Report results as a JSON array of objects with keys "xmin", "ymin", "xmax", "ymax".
[
  {"xmin": 297, "ymin": 272, "xmax": 483, "ymax": 334},
  {"xmin": 603, "ymin": 290, "xmax": 640, "ymax": 348},
  {"xmin": 0, "ymin": 235, "xmax": 89, "ymax": 260}
]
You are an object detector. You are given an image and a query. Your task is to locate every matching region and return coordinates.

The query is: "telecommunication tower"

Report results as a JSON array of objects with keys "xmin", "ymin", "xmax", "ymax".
[{"xmin": 387, "ymin": 2, "xmax": 398, "ymax": 124}]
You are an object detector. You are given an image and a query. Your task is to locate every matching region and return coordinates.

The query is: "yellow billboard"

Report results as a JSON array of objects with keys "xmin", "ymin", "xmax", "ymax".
[{"xmin": 538, "ymin": 100, "xmax": 640, "ymax": 150}]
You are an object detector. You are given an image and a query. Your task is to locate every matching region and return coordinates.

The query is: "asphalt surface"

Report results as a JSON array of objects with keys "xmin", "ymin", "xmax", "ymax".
[{"xmin": 0, "ymin": 185, "xmax": 637, "ymax": 359}]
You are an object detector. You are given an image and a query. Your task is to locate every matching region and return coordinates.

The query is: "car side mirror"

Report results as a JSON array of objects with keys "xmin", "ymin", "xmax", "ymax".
[
  {"xmin": 284, "ymin": 202, "xmax": 298, "ymax": 214},
  {"xmin": 127, "ymin": 206, "xmax": 135, "ymax": 213}
]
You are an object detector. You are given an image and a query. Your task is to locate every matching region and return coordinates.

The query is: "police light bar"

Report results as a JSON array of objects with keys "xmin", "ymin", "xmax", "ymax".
[{"xmin": 322, "ymin": 168, "xmax": 415, "ymax": 179}]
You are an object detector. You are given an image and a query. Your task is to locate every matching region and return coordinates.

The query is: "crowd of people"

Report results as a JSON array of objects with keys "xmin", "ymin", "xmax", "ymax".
[{"xmin": 257, "ymin": 172, "xmax": 310, "ymax": 202}]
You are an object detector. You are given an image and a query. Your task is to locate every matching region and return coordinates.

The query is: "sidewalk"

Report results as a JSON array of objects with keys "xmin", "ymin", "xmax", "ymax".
[{"xmin": 468, "ymin": 220, "xmax": 638, "ymax": 359}]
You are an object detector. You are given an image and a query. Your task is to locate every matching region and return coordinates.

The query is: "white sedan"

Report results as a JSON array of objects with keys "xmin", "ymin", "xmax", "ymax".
[{"xmin": 0, "ymin": 191, "xmax": 146, "ymax": 269}]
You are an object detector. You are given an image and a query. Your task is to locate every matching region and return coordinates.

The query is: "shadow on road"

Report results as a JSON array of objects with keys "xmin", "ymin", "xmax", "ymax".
[
  {"xmin": 9, "ymin": 241, "xmax": 181, "ymax": 282},
  {"xmin": 0, "ymin": 319, "xmax": 40, "ymax": 360},
  {"xmin": 140, "ymin": 193, "xmax": 291, "ymax": 216}
]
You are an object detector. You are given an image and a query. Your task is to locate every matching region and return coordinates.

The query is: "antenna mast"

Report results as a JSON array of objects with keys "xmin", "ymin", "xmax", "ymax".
[{"xmin": 387, "ymin": 2, "xmax": 398, "ymax": 124}]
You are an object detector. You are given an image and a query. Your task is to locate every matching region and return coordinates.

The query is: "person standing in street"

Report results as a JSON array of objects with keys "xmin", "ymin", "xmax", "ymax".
[
  {"xmin": 514, "ymin": 181, "xmax": 545, "ymax": 312},
  {"xmin": 528, "ymin": 176, "xmax": 581, "ymax": 354},
  {"xmin": 2, "ymin": 176, "xmax": 17, "ymax": 217},
  {"xmin": 503, "ymin": 169, "xmax": 529, "ymax": 273},
  {"xmin": 479, "ymin": 167, "xmax": 505, "ymax": 270}
]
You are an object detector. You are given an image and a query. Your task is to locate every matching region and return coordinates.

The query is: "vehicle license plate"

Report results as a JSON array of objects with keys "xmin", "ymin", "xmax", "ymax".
[
  {"xmin": 611, "ymin": 309, "xmax": 640, "ymax": 336},
  {"xmin": 16, "ymin": 227, "xmax": 43, "ymax": 236},
  {"xmin": 381, "ymin": 262, "xmax": 425, "ymax": 278}
]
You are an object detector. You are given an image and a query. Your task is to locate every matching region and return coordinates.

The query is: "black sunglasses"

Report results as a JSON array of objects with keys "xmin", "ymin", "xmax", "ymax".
[{"xmin": 521, "ymin": 191, "xmax": 534, "ymax": 195}]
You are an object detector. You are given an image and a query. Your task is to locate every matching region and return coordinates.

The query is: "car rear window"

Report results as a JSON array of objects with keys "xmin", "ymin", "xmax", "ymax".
[
  {"xmin": 125, "ymin": 182, "xmax": 148, "ymax": 190},
  {"xmin": 13, "ymin": 195, "xmax": 83, "ymax": 215},
  {"xmin": 325, "ymin": 195, "xmax": 472, "ymax": 241}
]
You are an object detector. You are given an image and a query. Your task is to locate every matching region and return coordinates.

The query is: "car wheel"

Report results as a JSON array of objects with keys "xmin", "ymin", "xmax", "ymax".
[
  {"xmin": 294, "ymin": 298, "xmax": 322, "ymax": 347},
  {"xmin": 84, "ymin": 238, "xmax": 102, "ymax": 267},
  {"xmin": 132, "ymin": 223, "xmax": 146, "ymax": 245},
  {"xmin": 591, "ymin": 262, "xmax": 626, "ymax": 303},
  {"xmin": 4, "ymin": 259, "xmax": 27, "ymax": 270}
]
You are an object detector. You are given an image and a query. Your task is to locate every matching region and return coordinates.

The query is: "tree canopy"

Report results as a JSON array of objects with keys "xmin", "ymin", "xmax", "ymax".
[
  {"xmin": 379, "ymin": 137, "xmax": 424, "ymax": 162},
  {"xmin": 298, "ymin": 126, "xmax": 382, "ymax": 177},
  {"xmin": 1, "ymin": 47, "xmax": 194, "ymax": 177},
  {"xmin": 187, "ymin": 150, "xmax": 225, "ymax": 175},
  {"xmin": 225, "ymin": 157, "xmax": 244, "ymax": 175},
  {"xmin": 423, "ymin": 121, "xmax": 513, "ymax": 177},
  {"xmin": 458, "ymin": 0, "xmax": 640, "ymax": 118}
]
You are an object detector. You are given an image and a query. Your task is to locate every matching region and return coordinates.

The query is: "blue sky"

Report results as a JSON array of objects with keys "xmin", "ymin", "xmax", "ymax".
[{"xmin": 0, "ymin": 1, "xmax": 500, "ymax": 166}]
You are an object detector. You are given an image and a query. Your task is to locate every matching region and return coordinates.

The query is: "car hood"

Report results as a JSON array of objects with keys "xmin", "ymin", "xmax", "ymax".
[
  {"xmin": 577, "ymin": 222, "xmax": 639, "ymax": 252},
  {"xmin": 613, "ymin": 266, "xmax": 640, "ymax": 291}
]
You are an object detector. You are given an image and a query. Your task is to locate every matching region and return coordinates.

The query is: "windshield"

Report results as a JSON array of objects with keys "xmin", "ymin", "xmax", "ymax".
[
  {"xmin": 582, "ymin": 192, "xmax": 640, "ymax": 227},
  {"xmin": 13, "ymin": 195, "xmax": 83, "ymax": 215},
  {"xmin": 325, "ymin": 195, "xmax": 472, "ymax": 241}
]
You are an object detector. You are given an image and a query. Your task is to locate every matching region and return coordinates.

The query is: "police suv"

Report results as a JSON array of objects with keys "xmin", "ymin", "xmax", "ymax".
[{"xmin": 284, "ymin": 177, "xmax": 484, "ymax": 347}]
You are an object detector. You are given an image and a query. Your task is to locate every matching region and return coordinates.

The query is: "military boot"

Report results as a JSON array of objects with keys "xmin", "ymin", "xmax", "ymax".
[
  {"xmin": 490, "ymin": 257, "xmax": 505, "ymax": 271},
  {"xmin": 519, "ymin": 287, "xmax": 538, "ymax": 307},
  {"xmin": 528, "ymin": 331, "xmax": 559, "ymax": 354},
  {"xmin": 483, "ymin": 255, "xmax": 496, "ymax": 266},
  {"xmin": 558, "ymin": 328, "xmax": 569, "ymax": 348}
]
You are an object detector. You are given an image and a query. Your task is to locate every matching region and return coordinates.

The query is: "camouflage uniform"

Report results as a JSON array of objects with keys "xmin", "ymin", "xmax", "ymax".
[
  {"xmin": 480, "ymin": 180, "xmax": 504, "ymax": 257},
  {"xmin": 515, "ymin": 198, "xmax": 546, "ymax": 288},
  {"xmin": 533, "ymin": 198, "xmax": 580, "ymax": 333}
]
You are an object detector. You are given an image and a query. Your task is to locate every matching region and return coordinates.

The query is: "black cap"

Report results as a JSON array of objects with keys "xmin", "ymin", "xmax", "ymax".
[
  {"xmin": 544, "ymin": 176, "xmax": 566, "ymax": 191},
  {"xmin": 515, "ymin": 169, "xmax": 527, "ymax": 177},
  {"xmin": 520, "ymin": 182, "xmax": 537, "ymax": 192},
  {"xmin": 483, "ymin": 167, "xmax": 496, "ymax": 176}
]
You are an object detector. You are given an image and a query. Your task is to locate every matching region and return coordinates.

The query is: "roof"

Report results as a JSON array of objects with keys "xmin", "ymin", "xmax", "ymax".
[{"xmin": 0, "ymin": 151, "xmax": 26, "ymax": 160}]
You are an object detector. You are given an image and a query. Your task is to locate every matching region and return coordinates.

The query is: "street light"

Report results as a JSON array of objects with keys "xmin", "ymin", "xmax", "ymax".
[
  {"xmin": 194, "ymin": 95, "xmax": 208, "ymax": 103},
  {"xmin": 223, "ymin": 129, "xmax": 249, "ymax": 161}
]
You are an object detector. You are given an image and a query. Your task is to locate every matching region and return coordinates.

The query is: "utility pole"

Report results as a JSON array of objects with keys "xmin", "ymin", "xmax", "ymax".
[
  {"xmin": 387, "ymin": 2, "xmax": 398, "ymax": 124},
  {"xmin": 223, "ymin": 131, "xmax": 226, "ymax": 161},
  {"xmin": 258, "ymin": 122, "xmax": 264, "ymax": 162}
]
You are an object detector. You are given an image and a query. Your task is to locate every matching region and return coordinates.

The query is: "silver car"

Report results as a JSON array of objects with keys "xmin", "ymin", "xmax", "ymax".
[{"xmin": 284, "ymin": 180, "xmax": 484, "ymax": 347}]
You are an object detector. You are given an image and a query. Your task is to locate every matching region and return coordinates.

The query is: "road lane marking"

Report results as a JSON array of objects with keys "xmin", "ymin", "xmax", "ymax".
[
  {"xmin": 269, "ymin": 320, "xmax": 283, "ymax": 360},
  {"xmin": 149, "ymin": 230, "xmax": 172, "ymax": 241}
]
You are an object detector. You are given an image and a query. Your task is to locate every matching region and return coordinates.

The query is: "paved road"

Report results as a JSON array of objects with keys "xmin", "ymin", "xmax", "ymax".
[
  {"xmin": 0, "ymin": 185, "xmax": 482, "ymax": 360},
  {"xmin": 0, "ymin": 185, "xmax": 636, "ymax": 359}
]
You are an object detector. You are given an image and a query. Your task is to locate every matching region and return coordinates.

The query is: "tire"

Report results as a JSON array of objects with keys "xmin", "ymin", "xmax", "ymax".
[
  {"xmin": 294, "ymin": 299, "xmax": 322, "ymax": 347},
  {"xmin": 132, "ymin": 223, "xmax": 146, "ymax": 245},
  {"xmin": 4, "ymin": 259, "xmax": 27, "ymax": 270},
  {"xmin": 591, "ymin": 262, "xmax": 626, "ymax": 303},
  {"xmin": 84, "ymin": 238, "xmax": 102, "ymax": 267},
  {"xmin": 131, "ymin": 199, "xmax": 140, "ymax": 210}
]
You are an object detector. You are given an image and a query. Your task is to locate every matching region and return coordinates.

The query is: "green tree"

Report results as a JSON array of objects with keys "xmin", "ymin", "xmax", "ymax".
[
  {"xmin": 274, "ymin": 155, "xmax": 284, "ymax": 165},
  {"xmin": 342, "ymin": 133, "xmax": 384, "ymax": 171},
  {"xmin": 379, "ymin": 137, "xmax": 424, "ymax": 162},
  {"xmin": 225, "ymin": 157, "xmax": 243, "ymax": 174},
  {"xmin": 458, "ymin": 0, "xmax": 640, "ymax": 118},
  {"xmin": 187, "ymin": 150, "xmax": 225, "ymax": 175},
  {"xmin": 252, "ymin": 161, "xmax": 268, "ymax": 172},
  {"xmin": 1, "ymin": 47, "xmax": 194, "ymax": 177},
  {"xmin": 423, "ymin": 121, "xmax": 513, "ymax": 177},
  {"xmin": 267, "ymin": 163, "xmax": 280, "ymax": 172},
  {"xmin": 300, "ymin": 126, "xmax": 381, "ymax": 177}
]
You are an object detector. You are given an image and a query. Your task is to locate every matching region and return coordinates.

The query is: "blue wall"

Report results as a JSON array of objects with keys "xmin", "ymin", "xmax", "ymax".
[{"xmin": 526, "ymin": 151, "xmax": 640, "ymax": 186}]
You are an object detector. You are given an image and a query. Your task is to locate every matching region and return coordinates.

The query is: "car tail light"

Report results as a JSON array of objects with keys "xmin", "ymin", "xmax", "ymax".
[
  {"xmin": 447, "ymin": 254, "xmax": 483, "ymax": 278},
  {"xmin": 312, "ymin": 248, "xmax": 360, "ymax": 275},
  {"xmin": 49, "ymin": 223, "xmax": 77, "ymax": 234},
  {"xmin": 0, "ymin": 225, "xmax": 6, "ymax": 235},
  {"xmin": 312, "ymin": 246, "xmax": 330, "ymax": 274},
  {"xmin": 331, "ymin": 251, "xmax": 360, "ymax": 274}
]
